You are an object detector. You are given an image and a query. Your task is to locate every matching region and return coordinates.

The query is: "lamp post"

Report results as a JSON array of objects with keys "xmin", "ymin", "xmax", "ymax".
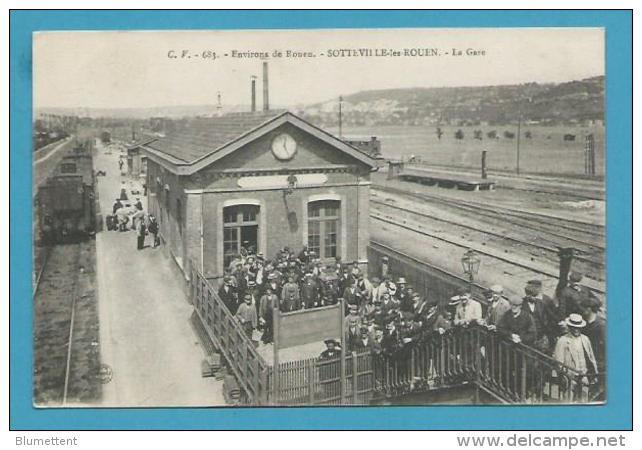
[{"xmin": 461, "ymin": 249, "xmax": 481, "ymax": 293}]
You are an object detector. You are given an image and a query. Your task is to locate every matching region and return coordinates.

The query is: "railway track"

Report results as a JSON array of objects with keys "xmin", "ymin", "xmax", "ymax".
[
  {"xmin": 33, "ymin": 241, "xmax": 101, "ymax": 405},
  {"xmin": 371, "ymin": 198, "xmax": 604, "ymax": 280},
  {"xmin": 369, "ymin": 211, "xmax": 605, "ymax": 295},
  {"xmin": 373, "ymin": 185, "xmax": 604, "ymax": 248}
]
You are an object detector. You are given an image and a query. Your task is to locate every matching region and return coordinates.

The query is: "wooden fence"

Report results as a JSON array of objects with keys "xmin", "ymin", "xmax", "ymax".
[
  {"xmin": 188, "ymin": 262, "xmax": 270, "ymax": 404},
  {"xmin": 268, "ymin": 351, "xmax": 374, "ymax": 405}
]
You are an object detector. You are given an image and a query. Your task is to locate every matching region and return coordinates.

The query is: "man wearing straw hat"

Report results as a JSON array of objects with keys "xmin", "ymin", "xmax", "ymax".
[
  {"xmin": 553, "ymin": 313, "xmax": 598, "ymax": 400},
  {"xmin": 553, "ymin": 313, "xmax": 598, "ymax": 376}
]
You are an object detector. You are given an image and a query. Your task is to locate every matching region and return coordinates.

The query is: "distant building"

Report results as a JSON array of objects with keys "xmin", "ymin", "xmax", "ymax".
[
  {"xmin": 140, "ymin": 111, "xmax": 378, "ymax": 279},
  {"xmin": 344, "ymin": 137, "xmax": 383, "ymax": 159}
]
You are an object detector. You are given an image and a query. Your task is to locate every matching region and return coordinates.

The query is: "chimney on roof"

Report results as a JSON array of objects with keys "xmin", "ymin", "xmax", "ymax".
[
  {"xmin": 251, "ymin": 76, "xmax": 257, "ymax": 113},
  {"xmin": 262, "ymin": 61, "xmax": 269, "ymax": 111}
]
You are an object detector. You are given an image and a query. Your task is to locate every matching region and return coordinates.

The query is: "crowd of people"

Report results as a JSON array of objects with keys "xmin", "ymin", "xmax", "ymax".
[
  {"xmin": 217, "ymin": 244, "xmax": 605, "ymax": 385},
  {"xmin": 109, "ymin": 192, "xmax": 159, "ymax": 250}
]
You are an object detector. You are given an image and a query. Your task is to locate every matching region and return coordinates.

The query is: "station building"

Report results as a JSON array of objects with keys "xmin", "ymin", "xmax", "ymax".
[{"xmin": 140, "ymin": 111, "xmax": 377, "ymax": 281}]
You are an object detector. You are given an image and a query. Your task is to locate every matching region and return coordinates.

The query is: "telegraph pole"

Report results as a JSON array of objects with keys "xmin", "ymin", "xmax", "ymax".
[{"xmin": 516, "ymin": 113, "xmax": 521, "ymax": 176}]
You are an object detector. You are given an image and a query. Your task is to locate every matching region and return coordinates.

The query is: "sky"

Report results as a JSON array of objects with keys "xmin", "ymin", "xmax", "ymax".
[{"xmin": 33, "ymin": 28, "xmax": 604, "ymax": 110}]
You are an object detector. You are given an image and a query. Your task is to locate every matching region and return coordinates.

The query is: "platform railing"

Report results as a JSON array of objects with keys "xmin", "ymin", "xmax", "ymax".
[
  {"xmin": 373, "ymin": 324, "xmax": 600, "ymax": 404},
  {"xmin": 187, "ymin": 260, "xmax": 600, "ymax": 405},
  {"xmin": 188, "ymin": 261, "xmax": 270, "ymax": 404}
]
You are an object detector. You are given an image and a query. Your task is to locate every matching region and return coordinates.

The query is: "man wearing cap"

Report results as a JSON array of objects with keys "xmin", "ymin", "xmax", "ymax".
[
  {"xmin": 484, "ymin": 284, "xmax": 510, "ymax": 327},
  {"xmin": 523, "ymin": 284, "xmax": 550, "ymax": 352},
  {"xmin": 321, "ymin": 277, "xmax": 339, "ymax": 306},
  {"xmin": 356, "ymin": 273, "xmax": 373, "ymax": 304},
  {"xmin": 301, "ymin": 272, "xmax": 320, "ymax": 309},
  {"xmin": 259, "ymin": 285, "xmax": 278, "ymax": 344},
  {"xmin": 380, "ymin": 256, "xmax": 390, "ymax": 279},
  {"xmin": 345, "ymin": 304, "xmax": 362, "ymax": 333},
  {"xmin": 235, "ymin": 293, "xmax": 258, "ymax": 340},
  {"xmin": 453, "ymin": 289, "xmax": 483, "ymax": 326},
  {"xmin": 371, "ymin": 277, "xmax": 387, "ymax": 303},
  {"xmin": 380, "ymin": 292, "xmax": 398, "ymax": 315},
  {"xmin": 422, "ymin": 298, "xmax": 451, "ymax": 334},
  {"xmin": 218, "ymin": 276, "xmax": 238, "ymax": 314},
  {"xmin": 496, "ymin": 296, "xmax": 537, "ymax": 345},
  {"xmin": 528, "ymin": 279, "xmax": 563, "ymax": 347},
  {"xmin": 559, "ymin": 271, "xmax": 597, "ymax": 317},
  {"xmin": 342, "ymin": 281, "xmax": 359, "ymax": 312},
  {"xmin": 554, "ymin": 314, "xmax": 598, "ymax": 392},
  {"xmin": 281, "ymin": 275, "xmax": 300, "ymax": 312},
  {"xmin": 581, "ymin": 296, "xmax": 605, "ymax": 373}
]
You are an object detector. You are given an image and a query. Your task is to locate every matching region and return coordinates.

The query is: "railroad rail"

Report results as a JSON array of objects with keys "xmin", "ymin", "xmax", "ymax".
[
  {"xmin": 370, "ymin": 198, "xmax": 604, "ymax": 280},
  {"xmin": 369, "ymin": 212, "xmax": 605, "ymax": 295},
  {"xmin": 373, "ymin": 184, "xmax": 604, "ymax": 244},
  {"xmin": 33, "ymin": 243, "xmax": 82, "ymax": 405}
]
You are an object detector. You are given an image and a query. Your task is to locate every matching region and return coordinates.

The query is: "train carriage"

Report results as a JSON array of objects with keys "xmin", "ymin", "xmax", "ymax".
[{"xmin": 38, "ymin": 141, "xmax": 96, "ymax": 244}]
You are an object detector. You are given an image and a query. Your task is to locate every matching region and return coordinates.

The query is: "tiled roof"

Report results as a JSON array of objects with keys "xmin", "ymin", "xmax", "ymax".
[{"xmin": 145, "ymin": 111, "xmax": 285, "ymax": 163}]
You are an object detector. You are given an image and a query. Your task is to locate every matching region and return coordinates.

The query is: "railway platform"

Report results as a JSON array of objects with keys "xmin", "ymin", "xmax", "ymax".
[
  {"xmin": 400, "ymin": 167, "xmax": 496, "ymax": 191},
  {"xmin": 93, "ymin": 148, "xmax": 225, "ymax": 407}
]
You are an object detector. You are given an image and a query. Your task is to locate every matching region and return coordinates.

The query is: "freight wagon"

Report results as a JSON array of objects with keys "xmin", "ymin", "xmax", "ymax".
[{"xmin": 37, "ymin": 141, "xmax": 96, "ymax": 244}]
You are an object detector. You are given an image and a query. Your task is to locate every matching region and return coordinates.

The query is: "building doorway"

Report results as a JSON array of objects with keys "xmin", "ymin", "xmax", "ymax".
[{"xmin": 223, "ymin": 204, "xmax": 260, "ymax": 267}]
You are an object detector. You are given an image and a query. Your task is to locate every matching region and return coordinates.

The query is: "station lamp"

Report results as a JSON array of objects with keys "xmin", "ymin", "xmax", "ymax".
[{"xmin": 461, "ymin": 249, "xmax": 481, "ymax": 285}]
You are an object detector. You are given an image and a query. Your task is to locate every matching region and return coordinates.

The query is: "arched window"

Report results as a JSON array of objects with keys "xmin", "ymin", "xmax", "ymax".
[
  {"xmin": 223, "ymin": 204, "xmax": 260, "ymax": 267},
  {"xmin": 308, "ymin": 200, "xmax": 340, "ymax": 259}
]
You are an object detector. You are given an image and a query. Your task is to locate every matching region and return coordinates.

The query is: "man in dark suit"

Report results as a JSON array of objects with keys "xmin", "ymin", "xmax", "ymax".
[
  {"xmin": 523, "ymin": 284, "xmax": 550, "ymax": 352},
  {"xmin": 496, "ymin": 296, "xmax": 537, "ymax": 346},
  {"xmin": 218, "ymin": 276, "xmax": 238, "ymax": 314}
]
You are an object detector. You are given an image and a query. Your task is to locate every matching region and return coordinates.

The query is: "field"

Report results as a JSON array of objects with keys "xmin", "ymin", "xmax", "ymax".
[{"xmin": 329, "ymin": 124, "xmax": 605, "ymax": 177}]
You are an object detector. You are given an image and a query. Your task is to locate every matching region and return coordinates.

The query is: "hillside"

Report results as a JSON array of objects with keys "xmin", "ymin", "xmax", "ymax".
[{"xmin": 299, "ymin": 76, "xmax": 604, "ymax": 127}]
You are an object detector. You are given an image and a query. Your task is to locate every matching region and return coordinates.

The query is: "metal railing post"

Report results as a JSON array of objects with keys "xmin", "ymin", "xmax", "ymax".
[{"xmin": 352, "ymin": 351, "xmax": 358, "ymax": 404}]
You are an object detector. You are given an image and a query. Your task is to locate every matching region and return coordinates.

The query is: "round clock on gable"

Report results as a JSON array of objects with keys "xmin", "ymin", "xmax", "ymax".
[{"xmin": 271, "ymin": 133, "xmax": 297, "ymax": 160}]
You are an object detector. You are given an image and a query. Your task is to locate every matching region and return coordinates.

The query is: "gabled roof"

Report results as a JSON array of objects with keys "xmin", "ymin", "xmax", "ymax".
[{"xmin": 141, "ymin": 111, "xmax": 378, "ymax": 175}]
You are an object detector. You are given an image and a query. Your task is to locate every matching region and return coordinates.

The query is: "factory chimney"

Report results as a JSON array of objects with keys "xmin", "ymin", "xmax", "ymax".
[
  {"xmin": 262, "ymin": 61, "xmax": 269, "ymax": 111},
  {"xmin": 251, "ymin": 76, "xmax": 257, "ymax": 113},
  {"xmin": 216, "ymin": 91, "xmax": 222, "ymax": 117}
]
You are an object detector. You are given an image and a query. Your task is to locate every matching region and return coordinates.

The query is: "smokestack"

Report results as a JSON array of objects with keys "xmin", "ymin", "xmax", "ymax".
[
  {"xmin": 251, "ymin": 76, "xmax": 257, "ymax": 113},
  {"xmin": 216, "ymin": 91, "xmax": 222, "ymax": 117},
  {"xmin": 262, "ymin": 61, "xmax": 269, "ymax": 111}
]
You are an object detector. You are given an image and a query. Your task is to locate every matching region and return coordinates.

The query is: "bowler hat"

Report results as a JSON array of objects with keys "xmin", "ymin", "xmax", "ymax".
[
  {"xmin": 527, "ymin": 279, "xmax": 543, "ymax": 288},
  {"xmin": 397, "ymin": 277, "xmax": 407, "ymax": 284},
  {"xmin": 566, "ymin": 313, "xmax": 587, "ymax": 328},
  {"xmin": 490, "ymin": 284, "xmax": 504, "ymax": 294},
  {"xmin": 324, "ymin": 338, "xmax": 340, "ymax": 347},
  {"xmin": 524, "ymin": 285, "xmax": 539, "ymax": 296}
]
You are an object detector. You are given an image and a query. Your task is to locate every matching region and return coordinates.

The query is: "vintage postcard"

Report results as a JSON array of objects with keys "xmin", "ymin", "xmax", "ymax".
[{"xmin": 32, "ymin": 28, "xmax": 606, "ymax": 408}]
